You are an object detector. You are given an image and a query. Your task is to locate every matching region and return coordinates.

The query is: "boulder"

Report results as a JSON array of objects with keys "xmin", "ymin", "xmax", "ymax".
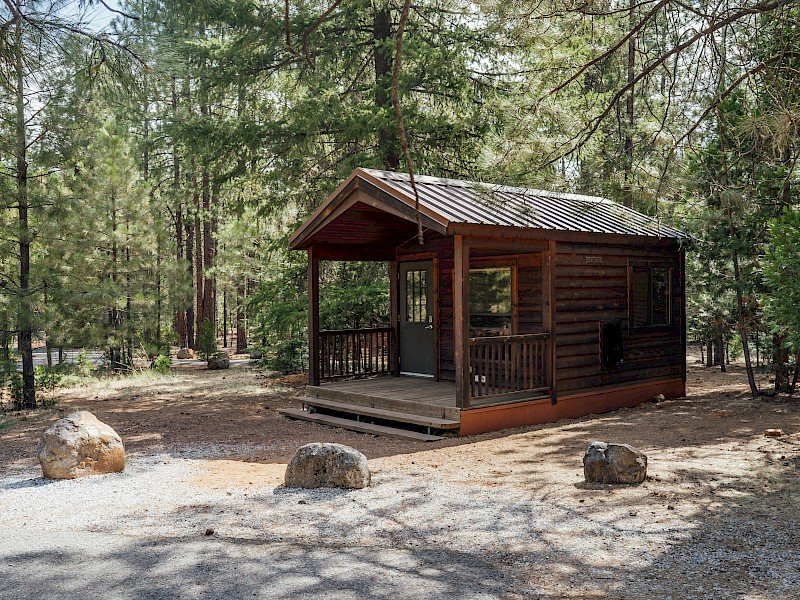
[
  {"xmin": 248, "ymin": 348, "xmax": 263, "ymax": 360},
  {"xmin": 207, "ymin": 352, "xmax": 230, "ymax": 370},
  {"xmin": 285, "ymin": 443, "xmax": 370, "ymax": 489},
  {"xmin": 765, "ymin": 428, "xmax": 785, "ymax": 438},
  {"xmin": 176, "ymin": 348, "xmax": 195, "ymax": 359},
  {"xmin": 37, "ymin": 411, "xmax": 125, "ymax": 479},
  {"xmin": 583, "ymin": 441, "xmax": 647, "ymax": 485}
]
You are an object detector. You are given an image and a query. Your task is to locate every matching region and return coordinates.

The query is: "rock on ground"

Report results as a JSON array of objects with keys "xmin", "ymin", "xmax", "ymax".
[
  {"xmin": 285, "ymin": 443, "xmax": 370, "ymax": 489},
  {"xmin": 176, "ymin": 348, "xmax": 195, "ymax": 359},
  {"xmin": 207, "ymin": 352, "xmax": 230, "ymax": 370},
  {"xmin": 583, "ymin": 441, "xmax": 647, "ymax": 484},
  {"xmin": 37, "ymin": 411, "xmax": 125, "ymax": 479}
]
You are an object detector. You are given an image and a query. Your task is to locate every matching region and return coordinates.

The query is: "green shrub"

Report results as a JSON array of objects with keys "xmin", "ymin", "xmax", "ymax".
[
  {"xmin": 266, "ymin": 338, "xmax": 307, "ymax": 374},
  {"xmin": 152, "ymin": 354, "xmax": 172, "ymax": 374},
  {"xmin": 197, "ymin": 319, "xmax": 217, "ymax": 359},
  {"xmin": 75, "ymin": 351, "xmax": 95, "ymax": 377},
  {"xmin": 35, "ymin": 365, "xmax": 62, "ymax": 406},
  {"xmin": 0, "ymin": 360, "xmax": 23, "ymax": 409}
]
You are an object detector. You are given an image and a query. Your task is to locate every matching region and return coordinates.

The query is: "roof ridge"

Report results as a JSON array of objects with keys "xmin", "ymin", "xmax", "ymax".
[{"xmin": 360, "ymin": 168, "xmax": 610, "ymax": 203}]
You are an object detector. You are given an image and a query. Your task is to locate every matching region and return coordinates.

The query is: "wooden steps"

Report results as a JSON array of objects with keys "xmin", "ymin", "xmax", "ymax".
[
  {"xmin": 298, "ymin": 396, "xmax": 461, "ymax": 430},
  {"xmin": 279, "ymin": 408, "xmax": 445, "ymax": 442},
  {"xmin": 306, "ymin": 381, "xmax": 460, "ymax": 421}
]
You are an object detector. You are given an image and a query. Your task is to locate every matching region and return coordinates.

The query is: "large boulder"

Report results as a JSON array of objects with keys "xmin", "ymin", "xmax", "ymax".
[
  {"xmin": 176, "ymin": 348, "xmax": 195, "ymax": 359},
  {"xmin": 38, "ymin": 411, "xmax": 125, "ymax": 480},
  {"xmin": 583, "ymin": 441, "xmax": 647, "ymax": 485},
  {"xmin": 285, "ymin": 443, "xmax": 370, "ymax": 489},
  {"xmin": 207, "ymin": 352, "xmax": 230, "ymax": 370}
]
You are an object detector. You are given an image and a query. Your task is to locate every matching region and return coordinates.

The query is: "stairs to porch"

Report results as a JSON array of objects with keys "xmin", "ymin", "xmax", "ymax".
[{"xmin": 279, "ymin": 377, "xmax": 461, "ymax": 441}]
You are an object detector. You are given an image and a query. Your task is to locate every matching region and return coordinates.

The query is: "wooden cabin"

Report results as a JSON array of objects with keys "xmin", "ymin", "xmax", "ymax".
[{"xmin": 284, "ymin": 168, "xmax": 688, "ymax": 439}]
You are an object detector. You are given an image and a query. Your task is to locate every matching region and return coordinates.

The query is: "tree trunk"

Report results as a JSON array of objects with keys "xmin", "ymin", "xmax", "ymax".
[
  {"xmin": 14, "ymin": 14, "xmax": 35, "ymax": 408},
  {"xmin": 715, "ymin": 325, "xmax": 726, "ymax": 373},
  {"xmin": 171, "ymin": 79, "xmax": 188, "ymax": 348},
  {"xmin": 373, "ymin": 4, "xmax": 400, "ymax": 170},
  {"xmin": 193, "ymin": 176, "xmax": 203, "ymax": 346},
  {"xmin": 622, "ymin": 0, "xmax": 635, "ymax": 208},
  {"xmin": 236, "ymin": 283, "xmax": 247, "ymax": 353},
  {"xmin": 773, "ymin": 333, "xmax": 790, "ymax": 393},
  {"xmin": 222, "ymin": 290, "xmax": 228, "ymax": 348},
  {"xmin": 706, "ymin": 335, "xmax": 714, "ymax": 367}
]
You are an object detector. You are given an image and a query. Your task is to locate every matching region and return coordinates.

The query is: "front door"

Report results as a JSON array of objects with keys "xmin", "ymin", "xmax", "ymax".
[{"xmin": 399, "ymin": 261, "xmax": 435, "ymax": 376}]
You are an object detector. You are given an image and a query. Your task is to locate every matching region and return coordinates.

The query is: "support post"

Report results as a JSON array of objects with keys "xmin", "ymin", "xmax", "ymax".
[
  {"xmin": 308, "ymin": 247, "xmax": 320, "ymax": 386},
  {"xmin": 543, "ymin": 240, "xmax": 557, "ymax": 404},
  {"xmin": 389, "ymin": 260, "xmax": 400, "ymax": 376},
  {"xmin": 454, "ymin": 235, "xmax": 470, "ymax": 409}
]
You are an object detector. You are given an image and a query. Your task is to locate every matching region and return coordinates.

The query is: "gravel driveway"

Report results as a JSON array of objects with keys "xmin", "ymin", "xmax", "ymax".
[{"xmin": 2, "ymin": 356, "xmax": 800, "ymax": 598}]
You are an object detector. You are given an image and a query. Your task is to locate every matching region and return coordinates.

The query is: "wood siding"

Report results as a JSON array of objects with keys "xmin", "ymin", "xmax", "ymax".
[{"xmin": 553, "ymin": 241, "xmax": 683, "ymax": 393}]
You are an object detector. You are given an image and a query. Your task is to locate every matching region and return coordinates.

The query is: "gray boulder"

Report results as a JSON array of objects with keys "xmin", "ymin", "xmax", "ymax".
[
  {"xmin": 176, "ymin": 348, "xmax": 195, "ymax": 359},
  {"xmin": 285, "ymin": 443, "xmax": 370, "ymax": 489},
  {"xmin": 207, "ymin": 352, "xmax": 230, "ymax": 370},
  {"xmin": 38, "ymin": 411, "xmax": 125, "ymax": 479},
  {"xmin": 583, "ymin": 441, "xmax": 647, "ymax": 485}
]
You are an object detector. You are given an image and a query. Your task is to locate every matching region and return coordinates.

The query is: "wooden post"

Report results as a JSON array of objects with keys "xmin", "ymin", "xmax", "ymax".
[
  {"xmin": 389, "ymin": 260, "xmax": 400, "ymax": 376},
  {"xmin": 543, "ymin": 240, "xmax": 557, "ymax": 404},
  {"xmin": 308, "ymin": 247, "xmax": 320, "ymax": 386},
  {"xmin": 454, "ymin": 235, "xmax": 470, "ymax": 409},
  {"xmin": 679, "ymin": 245, "xmax": 687, "ymax": 385}
]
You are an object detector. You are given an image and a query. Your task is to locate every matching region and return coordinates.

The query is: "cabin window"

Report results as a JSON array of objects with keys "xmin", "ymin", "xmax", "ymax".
[
  {"xmin": 630, "ymin": 266, "xmax": 672, "ymax": 327},
  {"xmin": 469, "ymin": 267, "xmax": 512, "ymax": 337},
  {"xmin": 405, "ymin": 269, "xmax": 428, "ymax": 323}
]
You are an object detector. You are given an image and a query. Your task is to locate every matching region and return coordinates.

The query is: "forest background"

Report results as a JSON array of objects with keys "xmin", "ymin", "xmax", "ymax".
[{"xmin": 1, "ymin": 0, "xmax": 798, "ymax": 408}]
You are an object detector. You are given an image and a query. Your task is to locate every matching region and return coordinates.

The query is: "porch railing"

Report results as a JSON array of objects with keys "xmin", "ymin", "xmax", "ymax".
[
  {"xmin": 468, "ymin": 333, "xmax": 549, "ymax": 400},
  {"xmin": 319, "ymin": 326, "xmax": 393, "ymax": 381}
]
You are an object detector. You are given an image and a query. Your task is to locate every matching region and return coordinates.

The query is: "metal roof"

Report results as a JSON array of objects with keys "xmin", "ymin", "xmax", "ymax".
[{"xmin": 361, "ymin": 168, "xmax": 686, "ymax": 239}]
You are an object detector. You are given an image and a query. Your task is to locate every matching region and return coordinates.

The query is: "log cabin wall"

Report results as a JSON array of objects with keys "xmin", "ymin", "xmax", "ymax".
[{"xmin": 554, "ymin": 240, "xmax": 684, "ymax": 394}]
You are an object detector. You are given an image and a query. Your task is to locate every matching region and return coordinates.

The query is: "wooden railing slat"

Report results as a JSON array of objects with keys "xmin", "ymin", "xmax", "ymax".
[{"xmin": 467, "ymin": 333, "xmax": 550, "ymax": 400}]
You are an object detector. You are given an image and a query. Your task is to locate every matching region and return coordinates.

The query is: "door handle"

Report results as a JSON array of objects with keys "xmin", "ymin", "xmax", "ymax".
[{"xmin": 425, "ymin": 324, "xmax": 433, "ymax": 330}]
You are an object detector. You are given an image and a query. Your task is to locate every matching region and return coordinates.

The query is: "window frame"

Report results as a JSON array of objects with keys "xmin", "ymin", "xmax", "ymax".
[
  {"xmin": 469, "ymin": 257, "xmax": 519, "ymax": 337},
  {"xmin": 627, "ymin": 261, "xmax": 674, "ymax": 331}
]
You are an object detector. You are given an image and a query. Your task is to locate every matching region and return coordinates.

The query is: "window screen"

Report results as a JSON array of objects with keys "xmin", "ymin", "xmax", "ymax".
[
  {"xmin": 469, "ymin": 268, "xmax": 512, "ymax": 336},
  {"xmin": 631, "ymin": 266, "xmax": 672, "ymax": 327},
  {"xmin": 405, "ymin": 269, "xmax": 428, "ymax": 323}
]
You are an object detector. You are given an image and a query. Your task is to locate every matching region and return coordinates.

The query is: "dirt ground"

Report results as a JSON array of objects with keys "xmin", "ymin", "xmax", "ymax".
[{"xmin": 1, "ymin": 349, "xmax": 799, "ymax": 598}]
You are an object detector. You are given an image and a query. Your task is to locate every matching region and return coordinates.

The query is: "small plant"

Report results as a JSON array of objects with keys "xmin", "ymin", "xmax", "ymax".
[
  {"xmin": 0, "ymin": 360, "xmax": 23, "ymax": 409},
  {"xmin": 267, "ymin": 338, "xmax": 307, "ymax": 375},
  {"xmin": 35, "ymin": 365, "xmax": 63, "ymax": 406},
  {"xmin": 152, "ymin": 354, "xmax": 172, "ymax": 374},
  {"xmin": 197, "ymin": 318, "xmax": 217, "ymax": 359},
  {"xmin": 75, "ymin": 351, "xmax": 95, "ymax": 377}
]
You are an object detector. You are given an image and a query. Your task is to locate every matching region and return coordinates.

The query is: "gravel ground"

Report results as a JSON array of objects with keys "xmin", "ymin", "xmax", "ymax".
[{"xmin": 2, "ymin": 353, "xmax": 800, "ymax": 598}]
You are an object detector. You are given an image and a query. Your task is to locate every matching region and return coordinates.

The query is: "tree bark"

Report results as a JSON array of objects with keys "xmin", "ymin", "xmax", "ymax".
[
  {"xmin": 373, "ymin": 4, "xmax": 400, "ymax": 170},
  {"xmin": 236, "ymin": 282, "xmax": 247, "ymax": 352},
  {"xmin": 194, "ymin": 174, "xmax": 204, "ymax": 346},
  {"xmin": 622, "ymin": 0, "xmax": 635, "ymax": 208},
  {"xmin": 14, "ymin": 12, "xmax": 35, "ymax": 408},
  {"xmin": 171, "ymin": 78, "xmax": 187, "ymax": 348}
]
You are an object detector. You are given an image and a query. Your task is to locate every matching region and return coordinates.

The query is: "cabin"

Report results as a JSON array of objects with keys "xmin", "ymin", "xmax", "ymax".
[{"xmin": 283, "ymin": 168, "xmax": 688, "ymax": 439}]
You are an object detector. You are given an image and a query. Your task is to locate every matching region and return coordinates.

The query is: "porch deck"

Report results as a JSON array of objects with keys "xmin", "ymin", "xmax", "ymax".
[
  {"xmin": 305, "ymin": 375, "xmax": 550, "ymax": 423},
  {"xmin": 307, "ymin": 376, "xmax": 460, "ymax": 421}
]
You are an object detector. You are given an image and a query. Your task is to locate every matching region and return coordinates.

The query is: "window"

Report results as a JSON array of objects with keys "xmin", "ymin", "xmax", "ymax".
[
  {"xmin": 405, "ymin": 269, "xmax": 428, "ymax": 323},
  {"xmin": 630, "ymin": 265, "xmax": 672, "ymax": 327},
  {"xmin": 469, "ymin": 267, "xmax": 512, "ymax": 336}
]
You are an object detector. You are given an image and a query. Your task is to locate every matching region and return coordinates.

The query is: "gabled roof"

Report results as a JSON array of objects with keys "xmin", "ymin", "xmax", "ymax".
[{"xmin": 289, "ymin": 168, "xmax": 686, "ymax": 249}]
